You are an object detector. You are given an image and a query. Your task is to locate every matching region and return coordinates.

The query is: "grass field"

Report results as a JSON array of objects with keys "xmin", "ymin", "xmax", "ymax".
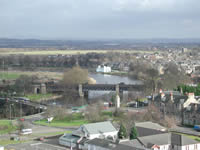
[
  {"xmin": 0, "ymin": 72, "xmax": 20, "ymax": 80},
  {"xmin": 35, "ymin": 113, "xmax": 88, "ymax": 127},
  {"xmin": 26, "ymin": 93, "xmax": 54, "ymax": 102},
  {"xmin": 0, "ymin": 71, "xmax": 62, "ymax": 80},
  {"xmin": 0, "ymin": 140, "xmax": 27, "ymax": 146},
  {"xmin": 0, "ymin": 120, "xmax": 17, "ymax": 135},
  {"xmin": 0, "ymin": 48, "xmax": 154, "ymax": 56}
]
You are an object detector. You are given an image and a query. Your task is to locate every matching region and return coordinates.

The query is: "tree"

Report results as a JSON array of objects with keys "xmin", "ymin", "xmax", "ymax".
[
  {"xmin": 118, "ymin": 123, "xmax": 127, "ymax": 139},
  {"xmin": 63, "ymin": 66, "xmax": 88, "ymax": 85},
  {"xmin": 129, "ymin": 126, "xmax": 138, "ymax": 140},
  {"xmin": 14, "ymin": 75, "xmax": 37, "ymax": 94}
]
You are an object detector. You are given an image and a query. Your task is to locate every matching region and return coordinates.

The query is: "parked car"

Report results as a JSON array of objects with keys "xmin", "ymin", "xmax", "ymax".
[
  {"xmin": 14, "ymin": 97, "xmax": 30, "ymax": 103},
  {"xmin": 20, "ymin": 128, "xmax": 32, "ymax": 135},
  {"xmin": 71, "ymin": 108, "xmax": 80, "ymax": 113}
]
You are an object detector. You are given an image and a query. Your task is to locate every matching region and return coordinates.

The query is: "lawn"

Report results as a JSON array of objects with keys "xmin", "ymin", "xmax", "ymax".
[
  {"xmin": 0, "ymin": 72, "xmax": 20, "ymax": 80},
  {"xmin": 0, "ymin": 140, "xmax": 27, "ymax": 146},
  {"xmin": 34, "ymin": 113, "xmax": 88, "ymax": 127},
  {"xmin": 26, "ymin": 93, "xmax": 54, "ymax": 102},
  {"xmin": 0, "ymin": 120, "xmax": 17, "ymax": 135},
  {"xmin": 0, "ymin": 71, "xmax": 62, "ymax": 80}
]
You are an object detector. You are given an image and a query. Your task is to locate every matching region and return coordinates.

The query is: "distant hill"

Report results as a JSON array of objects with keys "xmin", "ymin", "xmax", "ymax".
[{"xmin": 0, "ymin": 38, "xmax": 200, "ymax": 50}]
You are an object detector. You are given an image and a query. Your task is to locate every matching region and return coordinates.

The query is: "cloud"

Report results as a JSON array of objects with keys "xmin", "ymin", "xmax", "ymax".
[{"xmin": 0, "ymin": 0, "xmax": 200, "ymax": 39}]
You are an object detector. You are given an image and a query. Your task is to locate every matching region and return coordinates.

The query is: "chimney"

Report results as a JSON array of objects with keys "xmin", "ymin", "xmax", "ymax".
[
  {"xmin": 159, "ymin": 89, "xmax": 163, "ymax": 94},
  {"xmin": 188, "ymin": 93, "xmax": 195, "ymax": 99},
  {"xmin": 161, "ymin": 92, "xmax": 165, "ymax": 99}
]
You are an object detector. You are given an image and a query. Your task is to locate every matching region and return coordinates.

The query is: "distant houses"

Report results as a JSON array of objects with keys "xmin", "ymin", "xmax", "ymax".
[{"xmin": 96, "ymin": 65, "xmax": 112, "ymax": 73}]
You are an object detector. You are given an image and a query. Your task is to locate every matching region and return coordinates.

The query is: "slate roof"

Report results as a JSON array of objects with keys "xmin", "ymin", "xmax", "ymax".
[
  {"xmin": 136, "ymin": 126, "xmax": 167, "ymax": 137},
  {"xmin": 83, "ymin": 121, "xmax": 117, "ymax": 135},
  {"xmin": 87, "ymin": 138, "xmax": 145, "ymax": 150},
  {"xmin": 59, "ymin": 133, "xmax": 80, "ymax": 143},
  {"xmin": 135, "ymin": 121, "xmax": 166, "ymax": 131},
  {"xmin": 128, "ymin": 133, "xmax": 200, "ymax": 148},
  {"xmin": 171, "ymin": 133, "xmax": 200, "ymax": 146},
  {"xmin": 137, "ymin": 133, "xmax": 170, "ymax": 146}
]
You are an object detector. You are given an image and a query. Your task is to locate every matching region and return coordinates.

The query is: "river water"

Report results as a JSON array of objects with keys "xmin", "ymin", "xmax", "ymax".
[{"xmin": 88, "ymin": 73, "xmax": 141, "ymax": 99}]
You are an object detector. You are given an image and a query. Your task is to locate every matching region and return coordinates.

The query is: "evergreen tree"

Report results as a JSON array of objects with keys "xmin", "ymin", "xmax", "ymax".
[
  {"xmin": 130, "ymin": 126, "xmax": 138, "ymax": 140},
  {"xmin": 118, "ymin": 123, "xmax": 127, "ymax": 139}
]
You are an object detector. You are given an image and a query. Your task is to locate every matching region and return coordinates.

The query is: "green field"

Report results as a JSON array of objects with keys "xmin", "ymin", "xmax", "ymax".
[
  {"xmin": 0, "ymin": 48, "xmax": 154, "ymax": 56},
  {"xmin": 0, "ymin": 72, "xmax": 20, "ymax": 80},
  {"xmin": 0, "ymin": 120, "xmax": 17, "ymax": 135},
  {"xmin": 35, "ymin": 113, "xmax": 88, "ymax": 127},
  {"xmin": 0, "ymin": 71, "xmax": 62, "ymax": 80},
  {"xmin": 26, "ymin": 93, "xmax": 54, "ymax": 102},
  {"xmin": 0, "ymin": 140, "xmax": 27, "ymax": 146}
]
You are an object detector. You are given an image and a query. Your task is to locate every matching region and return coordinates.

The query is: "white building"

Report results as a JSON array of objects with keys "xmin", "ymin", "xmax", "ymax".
[
  {"xmin": 96, "ymin": 65, "xmax": 111, "ymax": 73},
  {"xmin": 59, "ymin": 121, "xmax": 118, "ymax": 149}
]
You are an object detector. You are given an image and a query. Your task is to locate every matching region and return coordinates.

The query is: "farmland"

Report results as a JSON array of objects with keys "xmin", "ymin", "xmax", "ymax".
[{"xmin": 0, "ymin": 48, "xmax": 154, "ymax": 56}]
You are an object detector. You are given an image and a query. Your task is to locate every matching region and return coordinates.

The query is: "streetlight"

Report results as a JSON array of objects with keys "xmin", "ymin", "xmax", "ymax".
[{"xmin": 10, "ymin": 104, "xmax": 14, "ymax": 120}]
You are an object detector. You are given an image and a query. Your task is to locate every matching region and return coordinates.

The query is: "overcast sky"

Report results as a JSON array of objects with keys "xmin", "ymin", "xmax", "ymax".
[{"xmin": 0, "ymin": 0, "xmax": 200, "ymax": 40}]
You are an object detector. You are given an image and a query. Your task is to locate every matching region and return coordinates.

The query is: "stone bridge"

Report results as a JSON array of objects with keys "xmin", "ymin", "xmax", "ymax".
[{"xmin": 47, "ymin": 83, "xmax": 144, "ymax": 99}]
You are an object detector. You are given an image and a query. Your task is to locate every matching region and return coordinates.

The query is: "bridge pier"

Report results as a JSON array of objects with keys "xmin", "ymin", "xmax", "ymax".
[
  {"xmin": 79, "ymin": 84, "xmax": 84, "ymax": 98},
  {"xmin": 115, "ymin": 84, "xmax": 123, "ymax": 101}
]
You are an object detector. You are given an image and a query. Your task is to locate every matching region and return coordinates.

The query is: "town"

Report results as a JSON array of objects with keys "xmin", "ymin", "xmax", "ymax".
[
  {"xmin": 1, "ymin": 44, "xmax": 200, "ymax": 150},
  {"xmin": 1, "ymin": 0, "xmax": 200, "ymax": 149}
]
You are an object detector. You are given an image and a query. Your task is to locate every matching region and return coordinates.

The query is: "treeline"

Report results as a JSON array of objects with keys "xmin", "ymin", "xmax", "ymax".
[
  {"xmin": 177, "ymin": 84, "xmax": 200, "ymax": 96},
  {"xmin": 0, "ymin": 53, "xmax": 105, "ymax": 69}
]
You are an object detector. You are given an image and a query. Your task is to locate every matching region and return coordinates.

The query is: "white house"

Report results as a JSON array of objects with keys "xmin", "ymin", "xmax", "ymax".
[
  {"xmin": 59, "ymin": 121, "xmax": 118, "ymax": 149},
  {"xmin": 183, "ymin": 93, "xmax": 199, "ymax": 108},
  {"xmin": 96, "ymin": 65, "xmax": 111, "ymax": 73}
]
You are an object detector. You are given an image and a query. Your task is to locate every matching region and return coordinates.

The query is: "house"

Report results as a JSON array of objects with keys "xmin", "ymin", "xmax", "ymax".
[
  {"xmin": 171, "ymin": 133, "xmax": 200, "ymax": 150},
  {"xmin": 154, "ymin": 91, "xmax": 199, "ymax": 116},
  {"xmin": 122, "ymin": 133, "xmax": 170, "ymax": 150},
  {"xmin": 183, "ymin": 103, "xmax": 200, "ymax": 126},
  {"xmin": 59, "ymin": 121, "xmax": 118, "ymax": 149},
  {"xmin": 121, "ymin": 133, "xmax": 200, "ymax": 150},
  {"xmin": 86, "ymin": 138, "xmax": 145, "ymax": 150},
  {"xmin": 135, "ymin": 121, "xmax": 167, "ymax": 132},
  {"xmin": 96, "ymin": 65, "xmax": 111, "ymax": 73}
]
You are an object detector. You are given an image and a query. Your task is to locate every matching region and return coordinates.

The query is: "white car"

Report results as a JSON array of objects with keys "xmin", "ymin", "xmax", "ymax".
[{"xmin": 21, "ymin": 128, "xmax": 32, "ymax": 135}]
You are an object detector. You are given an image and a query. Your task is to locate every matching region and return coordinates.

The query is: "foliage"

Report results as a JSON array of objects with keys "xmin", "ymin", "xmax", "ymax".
[
  {"xmin": 176, "ymin": 84, "xmax": 200, "ymax": 96},
  {"xmin": 14, "ymin": 75, "xmax": 38, "ymax": 94},
  {"xmin": 0, "ymin": 120, "xmax": 17, "ymax": 135},
  {"xmin": 130, "ymin": 126, "xmax": 138, "ymax": 140},
  {"xmin": 118, "ymin": 123, "xmax": 127, "ymax": 139},
  {"xmin": 84, "ymin": 103, "xmax": 106, "ymax": 122},
  {"xmin": 63, "ymin": 66, "xmax": 89, "ymax": 85}
]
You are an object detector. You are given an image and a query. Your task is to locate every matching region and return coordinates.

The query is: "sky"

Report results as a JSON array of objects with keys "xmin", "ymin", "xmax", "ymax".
[{"xmin": 0, "ymin": 0, "xmax": 200, "ymax": 40}]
